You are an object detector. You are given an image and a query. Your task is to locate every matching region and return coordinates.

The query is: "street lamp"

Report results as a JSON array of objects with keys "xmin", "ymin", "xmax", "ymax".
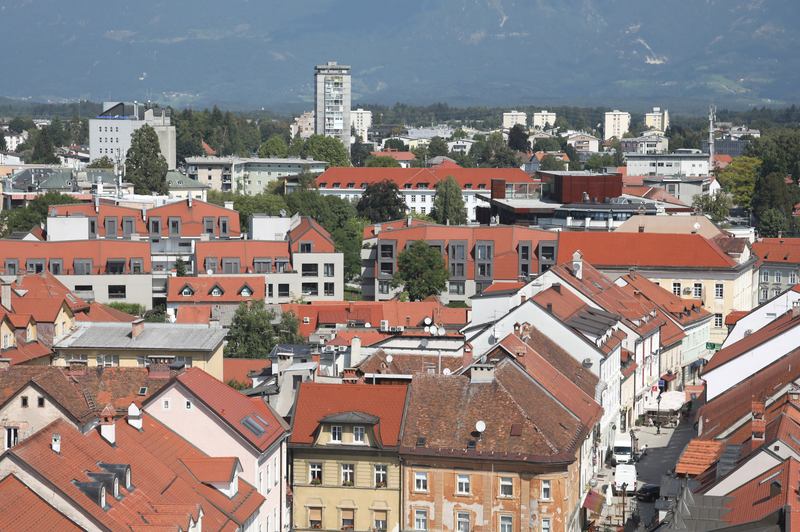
[
  {"xmin": 620, "ymin": 482, "xmax": 628, "ymax": 524},
  {"xmin": 656, "ymin": 392, "xmax": 663, "ymax": 435},
  {"xmin": 629, "ymin": 429, "xmax": 635, "ymax": 458}
]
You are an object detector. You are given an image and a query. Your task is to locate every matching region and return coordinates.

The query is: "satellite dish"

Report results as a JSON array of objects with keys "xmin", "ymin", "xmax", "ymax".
[
  {"xmin": 443, "ymin": 368, "xmax": 451, "ymax": 375},
  {"xmin": 424, "ymin": 317, "xmax": 432, "ymax": 325},
  {"xmin": 430, "ymin": 325, "xmax": 438, "ymax": 335},
  {"xmin": 206, "ymin": 269, "xmax": 213, "ymax": 275},
  {"xmin": 420, "ymin": 339, "xmax": 429, "ymax": 347},
  {"xmin": 424, "ymin": 326, "xmax": 430, "ymax": 333},
  {"xmin": 693, "ymin": 222, "xmax": 701, "ymax": 230},
  {"xmin": 386, "ymin": 355, "xmax": 393, "ymax": 363},
  {"xmin": 438, "ymin": 329, "xmax": 446, "ymax": 336},
  {"xmin": 364, "ymin": 322, "xmax": 371, "ymax": 328},
  {"xmin": 475, "ymin": 420, "xmax": 486, "ymax": 433}
]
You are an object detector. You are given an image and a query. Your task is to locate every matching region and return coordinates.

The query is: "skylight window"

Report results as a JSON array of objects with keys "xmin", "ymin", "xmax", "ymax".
[
  {"xmin": 241, "ymin": 416, "xmax": 265, "ymax": 437},
  {"xmin": 253, "ymin": 413, "xmax": 270, "ymax": 427}
]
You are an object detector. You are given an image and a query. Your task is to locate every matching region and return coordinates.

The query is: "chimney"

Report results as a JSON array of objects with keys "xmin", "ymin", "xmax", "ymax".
[
  {"xmin": 778, "ymin": 231, "xmax": 782, "ymax": 239},
  {"xmin": 188, "ymin": 195, "xmax": 192, "ymax": 208},
  {"xmin": 127, "ymin": 403, "xmax": 143, "ymax": 431},
  {"xmin": 99, "ymin": 404, "xmax": 116, "ymax": 446},
  {"xmin": 629, "ymin": 268, "xmax": 636, "ymax": 280},
  {"xmin": 168, "ymin": 360, "xmax": 186, "ymax": 378},
  {"xmin": 572, "ymin": 250, "xmax": 583, "ymax": 280},
  {"xmin": 148, "ymin": 357, "xmax": 171, "ymax": 377},
  {"xmin": 546, "ymin": 303, "xmax": 553, "ymax": 314},
  {"xmin": 790, "ymin": 387, "xmax": 800, "ymax": 408},
  {"xmin": 351, "ymin": 336, "xmax": 362, "ymax": 363},
  {"xmin": 552, "ymin": 283, "xmax": 561, "ymax": 294},
  {"xmin": 224, "ymin": 201, "xmax": 235, "ymax": 211},
  {"xmin": 16, "ymin": 273, "xmax": 23, "ymax": 285},
  {"xmin": 312, "ymin": 353, "xmax": 320, "ymax": 376},
  {"xmin": 470, "ymin": 363, "xmax": 495, "ymax": 383},
  {"xmin": 513, "ymin": 322, "xmax": 520, "ymax": 333},
  {"xmin": 68, "ymin": 359, "xmax": 88, "ymax": 375},
  {"xmin": 793, "ymin": 301, "xmax": 800, "ymax": 319},
  {"xmin": 0, "ymin": 281, "xmax": 10, "ymax": 311},
  {"xmin": 407, "ymin": 215, "xmax": 412, "ymax": 227},
  {"xmin": 51, "ymin": 433, "xmax": 61, "ymax": 454},
  {"xmin": 131, "ymin": 318, "xmax": 144, "ymax": 339},
  {"xmin": 374, "ymin": 223, "xmax": 381, "ymax": 235},
  {"xmin": 209, "ymin": 318, "xmax": 220, "ymax": 328},
  {"xmin": 751, "ymin": 400, "xmax": 766, "ymax": 441},
  {"xmin": 0, "ymin": 358, "xmax": 10, "ymax": 371}
]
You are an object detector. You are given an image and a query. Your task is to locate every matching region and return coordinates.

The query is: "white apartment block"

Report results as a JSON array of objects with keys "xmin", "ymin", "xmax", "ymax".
[
  {"xmin": 626, "ymin": 152, "xmax": 710, "ymax": 177},
  {"xmin": 645, "ymin": 107, "xmax": 669, "ymax": 132},
  {"xmin": 604, "ymin": 110, "xmax": 631, "ymax": 141},
  {"xmin": 502, "ymin": 111, "xmax": 527, "ymax": 130},
  {"xmin": 532, "ymin": 110, "xmax": 556, "ymax": 130},
  {"xmin": 314, "ymin": 62, "xmax": 351, "ymax": 152},
  {"xmin": 351, "ymin": 109, "xmax": 372, "ymax": 142},
  {"xmin": 90, "ymin": 102, "xmax": 177, "ymax": 169}
]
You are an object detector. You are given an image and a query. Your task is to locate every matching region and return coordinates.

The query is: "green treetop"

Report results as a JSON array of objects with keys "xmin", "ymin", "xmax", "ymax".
[
  {"xmin": 126, "ymin": 125, "xmax": 168, "ymax": 195},
  {"xmin": 431, "ymin": 175, "xmax": 467, "ymax": 225},
  {"xmin": 224, "ymin": 300, "xmax": 305, "ymax": 359},
  {"xmin": 391, "ymin": 240, "xmax": 450, "ymax": 301},
  {"xmin": 356, "ymin": 180, "xmax": 407, "ymax": 223}
]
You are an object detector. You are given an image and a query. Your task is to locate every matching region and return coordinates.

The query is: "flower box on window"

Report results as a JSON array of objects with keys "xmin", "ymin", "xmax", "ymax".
[
  {"xmin": 375, "ymin": 481, "xmax": 387, "ymax": 488},
  {"xmin": 310, "ymin": 478, "xmax": 322, "ymax": 485},
  {"xmin": 342, "ymin": 480, "xmax": 354, "ymax": 487},
  {"xmin": 341, "ymin": 526, "xmax": 354, "ymax": 530}
]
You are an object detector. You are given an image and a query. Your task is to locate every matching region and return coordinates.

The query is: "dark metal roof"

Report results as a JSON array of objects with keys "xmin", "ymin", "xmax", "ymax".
[{"xmin": 320, "ymin": 411, "xmax": 380, "ymax": 425}]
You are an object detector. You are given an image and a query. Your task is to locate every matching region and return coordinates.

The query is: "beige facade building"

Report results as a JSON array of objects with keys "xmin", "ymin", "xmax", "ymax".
[
  {"xmin": 502, "ymin": 111, "xmax": 527, "ymax": 130},
  {"xmin": 604, "ymin": 110, "xmax": 631, "ymax": 140},
  {"xmin": 532, "ymin": 110, "xmax": 556, "ymax": 130},
  {"xmin": 645, "ymin": 107, "xmax": 669, "ymax": 132}
]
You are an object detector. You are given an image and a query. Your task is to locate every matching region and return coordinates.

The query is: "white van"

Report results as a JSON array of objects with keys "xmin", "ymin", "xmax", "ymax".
[
  {"xmin": 614, "ymin": 464, "xmax": 637, "ymax": 495},
  {"xmin": 613, "ymin": 437, "xmax": 633, "ymax": 464}
]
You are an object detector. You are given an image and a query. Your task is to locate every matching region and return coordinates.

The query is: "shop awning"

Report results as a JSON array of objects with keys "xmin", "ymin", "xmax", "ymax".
[
  {"xmin": 583, "ymin": 489, "xmax": 605, "ymax": 514},
  {"xmin": 690, "ymin": 360, "xmax": 703, "ymax": 367},
  {"xmin": 660, "ymin": 374, "xmax": 677, "ymax": 382},
  {"xmin": 643, "ymin": 390, "xmax": 686, "ymax": 412}
]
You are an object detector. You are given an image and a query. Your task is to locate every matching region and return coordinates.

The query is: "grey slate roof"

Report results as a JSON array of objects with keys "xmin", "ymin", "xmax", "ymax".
[
  {"xmin": 56, "ymin": 322, "xmax": 227, "ymax": 351},
  {"xmin": 166, "ymin": 171, "xmax": 209, "ymax": 189}
]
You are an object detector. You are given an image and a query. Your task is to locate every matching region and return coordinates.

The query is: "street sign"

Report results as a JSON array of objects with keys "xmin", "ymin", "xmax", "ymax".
[
  {"xmin": 651, "ymin": 385, "xmax": 658, "ymax": 392},
  {"xmin": 706, "ymin": 342, "xmax": 722, "ymax": 351},
  {"xmin": 658, "ymin": 380, "xmax": 665, "ymax": 387}
]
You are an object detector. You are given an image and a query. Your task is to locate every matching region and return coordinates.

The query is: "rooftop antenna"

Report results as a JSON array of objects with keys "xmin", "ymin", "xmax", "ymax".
[
  {"xmin": 475, "ymin": 420, "xmax": 486, "ymax": 441},
  {"xmin": 708, "ymin": 104, "xmax": 716, "ymax": 170}
]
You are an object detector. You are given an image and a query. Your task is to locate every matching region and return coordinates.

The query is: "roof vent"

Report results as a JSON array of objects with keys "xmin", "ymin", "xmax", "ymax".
[{"xmin": 416, "ymin": 437, "xmax": 426, "ymax": 447}]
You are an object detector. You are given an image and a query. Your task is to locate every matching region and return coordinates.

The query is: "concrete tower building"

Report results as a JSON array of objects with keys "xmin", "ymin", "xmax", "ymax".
[
  {"xmin": 603, "ymin": 110, "xmax": 631, "ymax": 141},
  {"xmin": 314, "ymin": 62, "xmax": 351, "ymax": 152}
]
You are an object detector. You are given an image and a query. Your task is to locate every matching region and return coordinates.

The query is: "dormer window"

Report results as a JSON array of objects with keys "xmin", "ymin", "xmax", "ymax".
[
  {"xmin": 182, "ymin": 288, "xmax": 193, "ymax": 297},
  {"xmin": 354, "ymin": 426, "xmax": 365, "ymax": 444},
  {"xmin": 331, "ymin": 425, "xmax": 342, "ymax": 443},
  {"xmin": 113, "ymin": 477, "xmax": 119, "ymax": 498},
  {"xmin": 241, "ymin": 287, "xmax": 252, "ymax": 297},
  {"xmin": 100, "ymin": 486, "xmax": 106, "ymax": 508},
  {"xmin": 211, "ymin": 288, "xmax": 222, "ymax": 297}
]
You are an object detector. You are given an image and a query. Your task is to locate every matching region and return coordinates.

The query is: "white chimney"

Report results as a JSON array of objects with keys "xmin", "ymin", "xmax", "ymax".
[
  {"xmin": 51, "ymin": 433, "xmax": 61, "ymax": 454},
  {"xmin": 99, "ymin": 404, "xmax": 117, "ymax": 446},
  {"xmin": 224, "ymin": 201, "xmax": 235, "ymax": 211},
  {"xmin": 1, "ymin": 281, "xmax": 10, "ymax": 311},
  {"xmin": 351, "ymin": 336, "xmax": 362, "ymax": 363},
  {"xmin": 127, "ymin": 403, "xmax": 143, "ymax": 431},
  {"xmin": 572, "ymin": 250, "xmax": 583, "ymax": 280}
]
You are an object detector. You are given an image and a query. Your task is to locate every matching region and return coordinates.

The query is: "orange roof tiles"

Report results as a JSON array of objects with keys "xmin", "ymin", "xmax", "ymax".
[
  {"xmin": 291, "ymin": 383, "xmax": 408, "ymax": 446},
  {"xmin": 195, "ymin": 241, "xmax": 293, "ymax": 274},
  {"xmin": 318, "ymin": 167, "xmax": 533, "ymax": 192},
  {"xmin": 287, "ymin": 217, "xmax": 336, "ymax": 253},
  {"xmin": 354, "ymin": 351, "xmax": 464, "ymax": 375},
  {"xmin": 11, "ymin": 271, "xmax": 88, "ymax": 313},
  {"xmin": 0, "ymin": 239, "xmax": 152, "ymax": 275},
  {"xmin": 148, "ymin": 199, "xmax": 241, "ymax": 238},
  {"xmin": 49, "ymin": 202, "xmax": 148, "ymax": 237},
  {"xmin": 556, "ymin": 232, "xmax": 739, "ymax": 269},
  {"xmin": 0, "ymin": 474, "xmax": 84, "ymax": 532},
  {"xmin": 167, "ymin": 276, "xmax": 265, "ymax": 303},
  {"xmin": 76, "ymin": 301, "xmax": 138, "ymax": 322},
  {"xmin": 725, "ymin": 310, "xmax": 749, "ymax": 326},
  {"xmin": 716, "ymin": 458, "xmax": 800, "ymax": 526},
  {"xmin": 175, "ymin": 305, "xmax": 212, "ymax": 324},
  {"xmin": 180, "ymin": 457, "xmax": 239, "ymax": 483},
  {"xmin": 175, "ymin": 368, "xmax": 286, "ymax": 452},
  {"xmin": 370, "ymin": 149, "xmax": 416, "ymax": 162},
  {"xmin": 223, "ymin": 358, "xmax": 271, "ymax": 387},
  {"xmin": 363, "ymin": 217, "xmax": 435, "ymax": 239},
  {"xmin": 482, "ymin": 281, "xmax": 526, "ymax": 294},
  {"xmin": 675, "ymin": 440, "xmax": 724, "ymax": 476}
]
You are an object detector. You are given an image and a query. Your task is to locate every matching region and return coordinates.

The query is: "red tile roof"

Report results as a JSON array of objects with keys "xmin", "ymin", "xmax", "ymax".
[
  {"xmin": 318, "ymin": 167, "xmax": 533, "ymax": 192},
  {"xmin": 0, "ymin": 239, "xmax": 152, "ymax": 275},
  {"xmin": 556, "ymin": 232, "xmax": 740, "ymax": 269},
  {"xmin": 175, "ymin": 368, "xmax": 286, "ymax": 452},
  {"xmin": 11, "ymin": 271, "xmax": 88, "ymax": 313},
  {"xmin": 703, "ymin": 309, "xmax": 800, "ymax": 373},
  {"xmin": 180, "ymin": 457, "xmax": 239, "ymax": 483},
  {"xmin": 167, "ymin": 276, "xmax": 264, "ymax": 303},
  {"xmin": 8, "ymin": 297, "xmax": 70, "ymax": 324},
  {"xmin": 354, "ymin": 351, "xmax": 464, "ymax": 375},
  {"xmin": 752, "ymin": 240, "xmax": 800, "ymax": 267},
  {"xmin": 433, "ymin": 160, "xmax": 461, "ymax": 169},
  {"xmin": 675, "ymin": 440, "xmax": 724, "ymax": 476},
  {"xmin": 522, "ymin": 325, "xmax": 601, "ymax": 398},
  {"xmin": 175, "ymin": 305, "xmax": 212, "ymax": 324},
  {"xmin": 363, "ymin": 217, "xmax": 435, "ymax": 239},
  {"xmin": 148, "ymin": 199, "xmax": 241, "ymax": 238},
  {"xmin": 622, "ymin": 186, "xmax": 688, "ymax": 206},
  {"xmin": 287, "ymin": 217, "xmax": 336, "ymax": 253},
  {"xmin": 531, "ymin": 152, "xmax": 570, "ymax": 163},
  {"xmin": 2, "ymin": 339, "xmax": 52, "ymax": 365},
  {"xmin": 716, "ymin": 458, "xmax": 800, "ymax": 526},
  {"xmin": 49, "ymin": 203, "xmax": 148, "ymax": 237},
  {"xmin": 195, "ymin": 241, "xmax": 293, "ymax": 274},
  {"xmin": 725, "ymin": 310, "xmax": 749, "ymax": 326},
  {"xmin": 223, "ymin": 358, "xmax": 271, "ymax": 387},
  {"xmin": 0, "ymin": 474, "xmax": 84, "ymax": 532},
  {"xmin": 76, "ymin": 302, "xmax": 138, "ymax": 323},
  {"xmin": 291, "ymin": 383, "xmax": 408, "ymax": 446},
  {"xmin": 482, "ymin": 281, "xmax": 526, "ymax": 294},
  {"xmin": 202, "ymin": 140, "xmax": 216, "ymax": 156}
]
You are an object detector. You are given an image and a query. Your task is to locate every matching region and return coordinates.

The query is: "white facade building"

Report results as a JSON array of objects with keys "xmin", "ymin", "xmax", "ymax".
[
  {"xmin": 314, "ymin": 62, "xmax": 351, "ymax": 152},
  {"xmin": 350, "ymin": 109, "xmax": 372, "ymax": 142},
  {"xmin": 502, "ymin": 111, "xmax": 527, "ymax": 130},
  {"xmin": 532, "ymin": 111, "xmax": 557, "ymax": 130},
  {"xmin": 604, "ymin": 110, "xmax": 631, "ymax": 140},
  {"xmin": 626, "ymin": 152, "xmax": 710, "ymax": 177},
  {"xmin": 645, "ymin": 107, "xmax": 669, "ymax": 132}
]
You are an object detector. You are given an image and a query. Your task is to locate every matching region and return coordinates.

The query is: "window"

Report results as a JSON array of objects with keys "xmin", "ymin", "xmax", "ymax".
[
  {"xmin": 457, "ymin": 474, "xmax": 470, "ymax": 494},
  {"xmin": 542, "ymin": 518, "xmax": 551, "ymax": 532},
  {"xmin": 268, "ymin": 284, "xmax": 274, "ymax": 298},
  {"xmin": 792, "ymin": 272, "xmax": 798, "ymax": 284},
  {"xmin": 715, "ymin": 283, "xmax": 724, "ymax": 298},
  {"xmin": 415, "ymin": 471, "xmax": 428, "ymax": 491},
  {"xmin": 278, "ymin": 284, "xmax": 290, "ymax": 297},
  {"xmin": 50, "ymin": 259, "xmax": 62, "ymax": 275},
  {"xmin": 21, "ymin": 396, "xmax": 28, "ymax": 408},
  {"xmin": 354, "ymin": 426, "xmax": 365, "ymax": 443},
  {"xmin": 477, "ymin": 245, "xmax": 492, "ymax": 259},
  {"xmin": 324, "ymin": 263, "xmax": 335, "ymax": 277},
  {"xmin": 274, "ymin": 507, "xmax": 278, "ymax": 532},
  {"xmin": 520, "ymin": 245, "xmax": 529, "ymax": 260},
  {"xmin": 454, "ymin": 513, "xmax": 470, "ymax": 532},
  {"xmin": 266, "ymin": 463, "xmax": 271, "ymax": 491},
  {"xmin": 4, "ymin": 259, "xmax": 18, "ymax": 275},
  {"xmin": 380, "ymin": 245, "xmax": 394, "ymax": 259},
  {"xmin": 302, "ymin": 264, "xmax": 319, "ymax": 277},
  {"xmin": 259, "ymin": 470, "xmax": 263, "ymax": 494},
  {"xmin": 774, "ymin": 288, "xmax": 781, "ymax": 297},
  {"xmin": 274, "ymin": 456, "xmax": 279, "ymax": 486},
  {"xmin": 131, "ymin": 258, "xmax": 143, "ymax": 274},
  {"xmin": 310, "ymin": 463, "xmax": 322, "ymax": 484},
  {"xmin": 204, "ymin": 217, "xmax": 215, "ymax": 235},
  {"xmin": 500, "ymin": 515, "xmax": 513, "ymax": 532},
  {"xmin": 341, "ymin": 509, "xmax": 354, "ymax": 529},
  {"xmin": 541, "ymin": 479, "xmax": 551, "ymax": 500},
  {"xmin": 762, "ymin": 288, "xmax": 769, "ymax": 300},
  {"xmin": 254, "ymin": 259, "xmax": 272, "ymax": 273},
  {"xmin": 108, "ymin": 285, "xmax": 126, "ymax": 299},
  {"xmin": 341, "ymin": 463, "xmax": 354, "ymax": 485},
  {"xmin": 107, "ymin": 259, "xmax": 126, "ymax": 274},
  {"xmin": 776, "ymin": 271, "xmax": 782, "ymax": 284},
  {"xmin": 302, "ymin": 283, "xmax": 318, "ymax": 296},
  {"xmin": 169, "ymin": 217, "xmax": 181, "ymax": 237},
  {"xmin": 374, "ymin": 465, "xmax": 387, "ymax": 487},
  {"xmin": 672, "ymin": 282, "xmax": 681, "ymax": 296},
  {"xmin": 73, "ymin": 259, "xmax": 93, "ymax": 275},
  {"xmin": 714, "ymin": 313, "xmax": 723, "ymax": 328},
  {"xmin": 415, "ymin": 510, "xmax": 428, "ymax": 530},
  {"xmin": 500, "ymin": 477, "xmax": 513, "ymax": 497},
  {"xmin": 331, "ymin": 425, "xmax": 342, "ymax": 442},
  {"xmin": 105, "ymin": 217, "xmax": 118, "ymax": 238},
  {"xmin": 693, "ymin": 283, "xmax": 702, "ymax": 298},
  {"xmin": 96, "ymin": 354, "xmax": 120, "ymax": 367},
  {"xmin": 380, "ymin": 262, "xmax": 394, "ymax": 275},
  {"xmin": 379, "ymin": 280, "xmax": 390, "ymax": 294},
  {"xmin": 300, "ymin": 242, "xmax": 312, "ymax": 253},
  {"xmin": 374, "ymin": 510, "xmax": 387, "ymax": 531},
  {"xmin": 161, "ymin": 398, "xmax": 171, "ymax": 411},
  {"xmin": 420, "ymin": 207, "xmax": 426, "ymax": 214},
  {"xmin": 211, "ymin": 287, "xmax": 223, "ymax": 297},
  {"xmin": 26, "ymin": 259, "xmax": 45, "ymax": 273},
  {"xmin": 220, "ymin": 217, "xmax": 229, "ymax": 238},
  {"xmin": 449, "ymin": 281, "xmax": 465, "ymax": 295},
  {"xmin": 763, "ymin": 270, "xmax": 770, "ymax": 282},
  {"xmin": 309, "ymin": 508, "xmax": 322, "ymax": 529},
  {"xmin": 324, "ymin": 282, "xmax": 335, "ymax": 296},
  {"xmin": 184, "ymin": 399, "xmax": 193, "ymax": 411}
]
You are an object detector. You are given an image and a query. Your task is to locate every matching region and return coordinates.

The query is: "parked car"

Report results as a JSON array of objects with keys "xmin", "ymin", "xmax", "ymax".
[
  {"xmin": 613, "ymin": 464, "xmax": 637, "ymax": 495},
  {"xmin": 636, "ymin": 484, "xmax": 660, "ymax": 502}
]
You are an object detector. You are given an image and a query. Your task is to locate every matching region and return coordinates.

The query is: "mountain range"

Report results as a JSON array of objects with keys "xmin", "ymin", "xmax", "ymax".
[{"xmin": 2, "ymin": 0, "xmax": 798, "ymax": 113}]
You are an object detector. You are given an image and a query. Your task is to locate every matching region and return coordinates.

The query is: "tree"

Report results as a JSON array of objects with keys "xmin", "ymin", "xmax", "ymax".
[
  {"xmin": 539, "ymin": 154, "xmax": 565, "ymax": 171},
  {"xmin": 48, "ymin": 116, "xmax": 69, "ymax": 147},
  {"xmin": 431, "ymin": 175, "xmax": 467, "ymax": 225},
  {"xmin": 126, "ymin": 125, "xmax": 168, "ymax": 195},
  {"xmin": 759, "ymin": 208, "xmax": 791, "ymax": 238},
  {"xmin": 350, "ymin": 129, "xmax": 371, "ymax": 167},
  {"xmin": 427, "ymin": 136, "xmax": 449, "ymax": 158},
  {"xmin": 717, "ymin": 156, "xmax": 761, "ymax": 210},
  {"xmin": 174, "ymin": 256, "xmax": 188, "ymax": 277},
  {"xmin": 29, "ymin": 128, "xmax": 60, "ymax": 164},
  {"xmin": 384, "ymin": 138, "xmax": 408, "ymax": 151},
  {"xmin": 224, "ymin": 300, "xmax": 304, "ymax": 359},
  {"xmin": 0, "ymin": 191, "xmax": 81, "ymax": 238},
  {"xmin": 692, "ymin": 191, "xmax": 733, "ymax": 224},
  {"xmin": 356, "ymin": 180, "xmax": 407, "ymax": 223},
  {"xmin": 486, "ymin": 132, "xmax": 521, "ymax": 168},
  {"xmin": 391, "ymin": 240, "xmax": 450, "ymax": 301},
  {"xmin": 0, "ymin": 132, "xmax": 6, "ymax": 152},
  {"xmin": 366, "ymin": 156, "xmax": 401, "ymax": 168},
  {"xmin": 531, "ymin": 138, "xmax": 561, "ymax": 153},
  {"xmin": 304, "ymin": 135, "xmax": 350, "ymax": 168},
  {"xmin": 87, "ymin": 156, "xmax": 114, "ymax": 169},
  {"xmin": 609, "ymin": 139, "xmax": 625, "ymax": 166},
  {"xmin": 507, "ymin": 125, "xmax": 530, "ymax": 152},
  {"xmin": 287, "ymin": 137, "xmax": 306, "ymax": 157},
  {"xmin": 751, "ymin": 171, "xmax": 794, "ymax": 223},
  {"xmin": 258, "ymin": 136, "xmax": 288, "ymax": 158},
  {"xmin": 583, "ymin": 153, "xmax": 615, "ymax": 172}
]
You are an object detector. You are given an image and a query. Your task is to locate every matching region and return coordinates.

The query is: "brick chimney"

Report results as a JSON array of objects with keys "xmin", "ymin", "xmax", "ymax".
[
  {"xmin": 68, "ymin": 359, "xmax": 88, "ymax": 375},
  {"xmin": 629, "ymin": 268, "xmax": 636, "ymax": 280},
  {"xmin": 169, "ymin": 360, "xmax": 186, "ymax": 378},
  {"xmin": 751, "ymin": 400, "xmax": 766, "ymax": 441},
  {"xmin": 148, "ymin": 357, "xmax": 171, "ymax": 378},
  {"xmin": 131, "ymin": 319, "xmax": 144, "ymax": 339}
]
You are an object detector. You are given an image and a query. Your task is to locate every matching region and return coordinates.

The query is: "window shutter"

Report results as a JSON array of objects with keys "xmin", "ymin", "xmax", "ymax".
[
  {"xmin": 310, "ymin": 508, "xmax": 322, "ymax": 521},
  {"xmin": 375, "ymin": 511, "xmax": 387, "ymax": 521},
  {"xmin": 342, "ymin": 509, "xmax": 354, "ymax": 520}
]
